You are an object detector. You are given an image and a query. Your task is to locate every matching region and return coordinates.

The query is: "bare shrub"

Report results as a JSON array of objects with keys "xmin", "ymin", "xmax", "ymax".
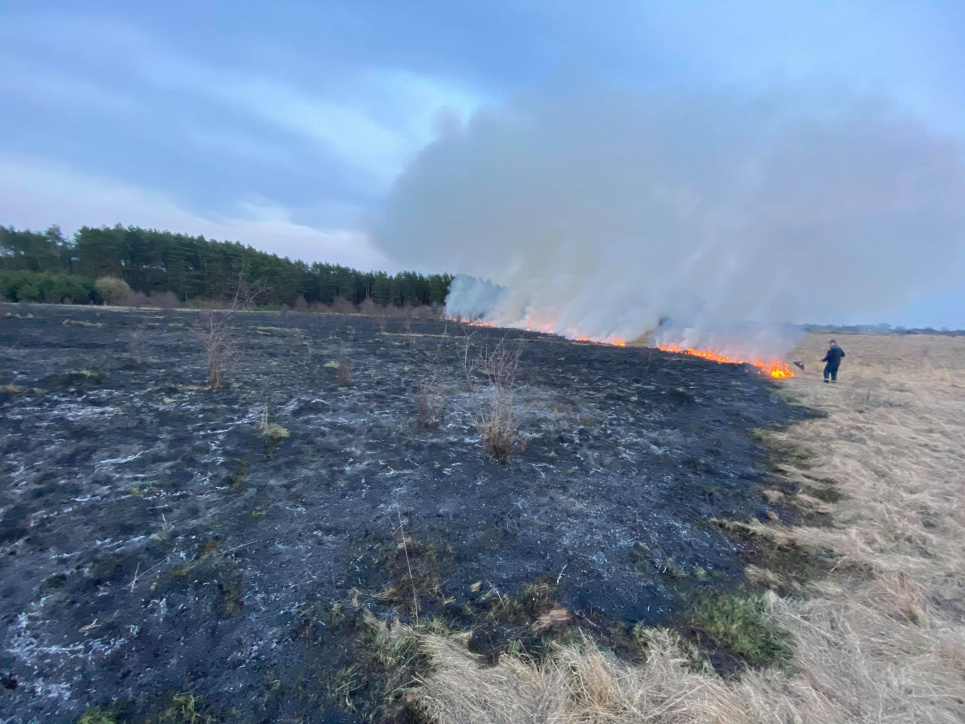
[
  {"xmin": 336, "ymin": 356, "xmax": 353, "ymax": 387},
  {"xmin": 128, "ymin": 324, "xmax": 150, "ymax": 362},
  {"xmin": 332, "ymin": 297, "xmax": 357, "ymax": 315},
  {"xmin": 311, "ymin": 302, "xmax": 330, "ymax": 314},
  {"xmin": 417, "ymin": 378, "xmax": 445, "ymax": 431},
  {"xmin": 294, "ymin": 294, "xmax": 308, "ymax": 312},
  {"xmin": 470, "ymin": 393, "xmax": 518, "ymax": 461},
  {"xmin": 193, "ymin": 270, "xmax": 265, "ymax": 389},
  {"xmin": 257, "ymin": 406, "xmax": 289, "ymax": 456},
  {"xmin": 465, "ymin": 338, "xmax": 522, "ymax": 461},
  {"xmin": 150, "ymin": 290, "xmax": 179, "ymax": 311},
  {"xmin": 415, "ymin": 304, "xmax": 437, "ymax": 321},
  {"xmin": 195, "ymin": 310, "xmax": 233, "ymax": 389},
  {"xmin": 125, "ymin": 291, "xmax": 149, "ymax": 307},
  {"xmin": 94, "ymin": 276, "xmax": 132, "ymax": 306},
  {"xmin": 358, "ymin": 298, "xmax": 381, "ymax": 316},
  {"xmin": 288, "ymin": 329, "xmax": 312, "ymax": 360}
]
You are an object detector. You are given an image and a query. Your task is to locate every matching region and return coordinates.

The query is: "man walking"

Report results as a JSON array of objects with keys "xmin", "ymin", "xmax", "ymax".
[{"xmin": 822, "ymin": 340, "xmax": 845, "ymax": 383}]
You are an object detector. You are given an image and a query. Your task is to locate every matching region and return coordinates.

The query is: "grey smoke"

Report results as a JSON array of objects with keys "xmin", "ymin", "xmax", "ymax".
[{"xmin": 374, "ymin": 86, "xmax": 965, "ymax": 355}]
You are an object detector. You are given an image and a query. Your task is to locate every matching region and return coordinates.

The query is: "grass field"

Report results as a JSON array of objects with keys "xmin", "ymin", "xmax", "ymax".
[{"xmin": 413, "ymin": 332, "xmax": 965, "ymax": 723}]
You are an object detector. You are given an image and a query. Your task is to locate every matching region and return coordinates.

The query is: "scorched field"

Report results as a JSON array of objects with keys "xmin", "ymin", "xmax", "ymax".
[{"xmin": 1, "ymin": 305, "xmax": 820, "ymax": 722}]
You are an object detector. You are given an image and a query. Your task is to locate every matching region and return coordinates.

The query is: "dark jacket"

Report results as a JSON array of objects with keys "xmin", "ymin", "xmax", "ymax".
[{"xmin": 822, "ymin": 346, "xmax": 845, "ymax": 365}]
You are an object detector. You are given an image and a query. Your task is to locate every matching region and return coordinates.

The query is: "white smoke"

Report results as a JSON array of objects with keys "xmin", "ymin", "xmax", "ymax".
[{"xmin": 374, "ymin": 86, "xmax": 965, "ymax": 356}]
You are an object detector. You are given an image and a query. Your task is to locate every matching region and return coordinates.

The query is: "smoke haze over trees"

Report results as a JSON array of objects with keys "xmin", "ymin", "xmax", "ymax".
[{"xmin": 0, "ymin": 224, "xmax": 452, "ymax": 308}]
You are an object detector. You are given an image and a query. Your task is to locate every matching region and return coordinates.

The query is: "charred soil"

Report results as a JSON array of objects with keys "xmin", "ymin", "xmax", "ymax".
[{"xmin": 0, "ymin": 305, "xmax": 812, "ymax": 722}]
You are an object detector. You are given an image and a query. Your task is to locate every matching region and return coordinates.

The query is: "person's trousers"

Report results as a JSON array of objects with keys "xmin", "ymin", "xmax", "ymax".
[{"xmin": 823, "ymin": 363, "xmax": 839, "ymax": 381}]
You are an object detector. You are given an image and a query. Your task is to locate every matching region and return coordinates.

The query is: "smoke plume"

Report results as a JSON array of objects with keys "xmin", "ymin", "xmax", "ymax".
[{"xmin": 374, "ymin": 86, "xmax": 965, "ymax": 356}]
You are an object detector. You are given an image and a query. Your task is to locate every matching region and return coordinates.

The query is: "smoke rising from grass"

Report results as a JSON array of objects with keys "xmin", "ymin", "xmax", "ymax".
[{"xmin": 374, "ymin": 87, "xmax": 965, "ymax": 354}]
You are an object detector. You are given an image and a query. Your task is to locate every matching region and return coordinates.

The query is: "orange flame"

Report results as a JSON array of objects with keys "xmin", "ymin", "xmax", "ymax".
[{"xmin": 656, "ymin": 344, "xmax": 794, "ymax": 379}]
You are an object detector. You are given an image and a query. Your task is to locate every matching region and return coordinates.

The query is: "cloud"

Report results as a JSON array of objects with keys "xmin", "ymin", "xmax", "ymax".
[
  {"xmin": 375, "ymin": 85, "xmax": 965, "ymax": 348},
  {"xmin": 0, "ymin": 155, "xmax": 390, "ymax": 271}
]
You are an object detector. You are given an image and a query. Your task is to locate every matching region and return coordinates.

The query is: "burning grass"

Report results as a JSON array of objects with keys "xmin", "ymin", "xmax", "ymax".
[{"xmin": 657, "ymin": 343, "xmax": 795, "ymax": 379}]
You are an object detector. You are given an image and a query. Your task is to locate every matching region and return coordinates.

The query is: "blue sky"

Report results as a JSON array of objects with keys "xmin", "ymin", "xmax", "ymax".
[{"xmin": 1, "ymin": 1, "xmax": 963, "ymax": 326}]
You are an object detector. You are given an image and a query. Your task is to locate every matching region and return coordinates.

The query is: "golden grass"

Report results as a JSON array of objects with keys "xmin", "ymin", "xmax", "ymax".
[{"xmin": 410, "ymin": 333, "xmax": 965, "ymax": 723}]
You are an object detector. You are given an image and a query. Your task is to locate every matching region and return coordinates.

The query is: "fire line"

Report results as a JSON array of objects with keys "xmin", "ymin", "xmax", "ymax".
[{"xmin": 656, "ymin": 344, "xmax": 794, "ymax": 379}]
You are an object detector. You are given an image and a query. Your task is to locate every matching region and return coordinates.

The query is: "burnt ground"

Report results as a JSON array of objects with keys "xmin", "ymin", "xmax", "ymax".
[{"xmin": 0, "ymin": 304, "xmax": 810, "ymax": 722}]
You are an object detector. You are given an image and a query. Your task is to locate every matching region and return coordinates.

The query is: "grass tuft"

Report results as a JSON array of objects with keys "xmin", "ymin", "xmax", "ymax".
[
  {"xmin": 77, "ymin": 708, "xmax": 118, "ymax": 724},
  {"xmin": 689, "ymin": 592, "xmax": 792, "ymax": 667}
]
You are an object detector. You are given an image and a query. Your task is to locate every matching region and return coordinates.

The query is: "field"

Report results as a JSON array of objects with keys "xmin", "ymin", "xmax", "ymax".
[
  {"xmin": 1, "ymin": 307, "xmax": 962, "ymax": 722},
  {"xmin": 416, "ymin": 332, "xmax": 965, "ymax": 723}
]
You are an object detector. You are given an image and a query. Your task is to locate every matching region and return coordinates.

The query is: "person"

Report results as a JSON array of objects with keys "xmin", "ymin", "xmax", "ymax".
[{"xmin": 822, "ymin": 340, "xmax": 845, "ymax": 383}]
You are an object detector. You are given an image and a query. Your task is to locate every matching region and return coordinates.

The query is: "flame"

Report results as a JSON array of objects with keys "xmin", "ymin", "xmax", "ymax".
[
  {"xmin": 454, "ymin": 318, "xmax": 788, "ymax": 376},
  {"xmin": 455, "ymin": 318, "xmax": 628, "ymax": 346},
  {"xmin": 657, "ymin": 344, "xmax": 794, "ymax": 379}
]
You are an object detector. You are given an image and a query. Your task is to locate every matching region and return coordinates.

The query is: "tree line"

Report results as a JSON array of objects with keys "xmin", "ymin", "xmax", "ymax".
[{"xmin": 0, "ymin": 224, "xmax": 453, "ymax": 308}]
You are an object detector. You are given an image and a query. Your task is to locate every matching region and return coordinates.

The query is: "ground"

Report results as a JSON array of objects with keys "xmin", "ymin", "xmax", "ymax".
[
  {"xmin": 0, "ymin": 305, "xmax": 810, "ymax": 722},
  {"xmin": 415, "ymin": 332, "xmax": 965, "ymax": 723}
]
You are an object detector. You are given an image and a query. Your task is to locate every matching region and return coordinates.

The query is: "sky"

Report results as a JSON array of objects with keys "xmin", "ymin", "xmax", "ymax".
[{"xmin": 1, "ymin": 1, "xmax": 963, "ymax": 327}]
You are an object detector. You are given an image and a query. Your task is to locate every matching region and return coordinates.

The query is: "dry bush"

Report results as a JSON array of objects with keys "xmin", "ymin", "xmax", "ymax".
[
  {"xmin": 193, "ymin": 270, "xmax": 266, "ymax": 389},
  {"xmin": 336, "ymin": 356, "xmax": 353, "ymax": 387},
  {"xmin": 257, "ymin": 406, "xmax": 289, "ymax": 455},
  {"xmin": 195, "ymin": 310, "xmax": 233, "ymax": 389},
  {"xmin": 414, "ymin": 333, "xmax": 965, "ymax": 721},
  {"xmin": 332, "ymin": 297, "xmax": 358, "ymax": 315},
  {"xmin": 358, "ymin": 298, "xmax": 381, "ymax": 316},
  {"xmin": 94, "ymin": 276, "xmax": 132, "ymax": 306},
  {"xmin": 127, "ymin": 324, "xmax": 150, "ymax": 362},
  {"xmin": 416, "ymin": 378, "xmax": 445, "ymax": 431},
  {"xmin": 469, "ymin": 394, "xmax": 518, "ymax": 461},
  {"xmin": 294, "ymin": 294, "xmax": 308, "ymax": 312},
  {"xmin": 465, "ymin": 338, "xmax": 522, "ymax": 461}
]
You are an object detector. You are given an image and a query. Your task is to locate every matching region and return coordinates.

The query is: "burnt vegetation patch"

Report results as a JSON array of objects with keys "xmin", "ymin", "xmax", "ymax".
[{"xmin": 0, "ymin": 304, "xmax": 814, "ymax": 722}]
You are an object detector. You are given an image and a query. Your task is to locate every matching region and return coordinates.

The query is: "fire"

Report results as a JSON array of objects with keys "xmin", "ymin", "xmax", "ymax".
[
  {"xmin": 455, "ymin": 318, "xmax": 628, "ymax": 346},
  {"xmin": 656, "ymin": 344, "xmax": 794, "ymax": 379}
]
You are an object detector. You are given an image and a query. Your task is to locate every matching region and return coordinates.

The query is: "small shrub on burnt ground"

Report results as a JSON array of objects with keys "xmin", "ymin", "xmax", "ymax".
[
  {"xmin": 127, "ymin": 323, "xmax": 150, "ymax": 362},
  {"xmin": 325, "ymin": 607, "xmax": 430, "ymax": 720},
  {"xmin": 38, "ymin": 369, "xmax": 106, "ymax": 389},
  {"xmin": 469, "ymin": 395, "xmax": 519, "ymax": 461},
  {"xmin": 688, "ymin": 591, "xmax": 792, "ymax": 668},
  {"xmin": 228, "ymin": 458, "xmax": 249, "ymax": 488},
  {"xmin": 335, "ymin": 356, "xmax": 353, "ymax": 387},
  {"xmin": 125, "ymin": 290, "xmax": 179, "ymax": 310},
  {"xmin": 257, "ymin": 407, "xmax": 289, "ymax": 456},
  {"xmin": 416, "ymin": 379, "xmax": 445, "ymax": 431},
  {"xmin": 286, "ymin": 328, "xmax": 312, "ymax": 360},
  {"xmin": 194, "ymin": 309, "xmax": 233, "ymax": 389},
  {"xmin": 414, "ymin": 326, "xmax": 449, "ymax": 431},
  {"xmin": 464, "ymin": 338, "xmax": 523, "ymax": 461},
  {"xmin": 160, "ymin": 692, "xmax": 213, "ymax": 723},
  {"xmin": 193, "ymin": 270, "xmax": 266, "ymax": 389},
  {"xmin": 78, "ymin": 707, "xmax": 118, "ymax": 724}
]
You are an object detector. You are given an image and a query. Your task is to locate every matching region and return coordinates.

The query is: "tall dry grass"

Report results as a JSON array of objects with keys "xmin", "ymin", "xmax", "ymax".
[{"xmin": 411, "ymin": 333, "xmax": 965, "ymax": 723}]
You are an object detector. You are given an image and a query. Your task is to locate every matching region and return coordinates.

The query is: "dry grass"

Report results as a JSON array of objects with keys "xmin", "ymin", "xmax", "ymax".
[
  {"xmin": 466, "ymin": 338, "xmax": 523, "ymax": 461},
  {"xmin": 411, "ymin": 333, "xmax": 965, "ymax": 723},
  {"xmin": 336, "ymin": 356, "xmax": 353, "ymax": 387}
]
